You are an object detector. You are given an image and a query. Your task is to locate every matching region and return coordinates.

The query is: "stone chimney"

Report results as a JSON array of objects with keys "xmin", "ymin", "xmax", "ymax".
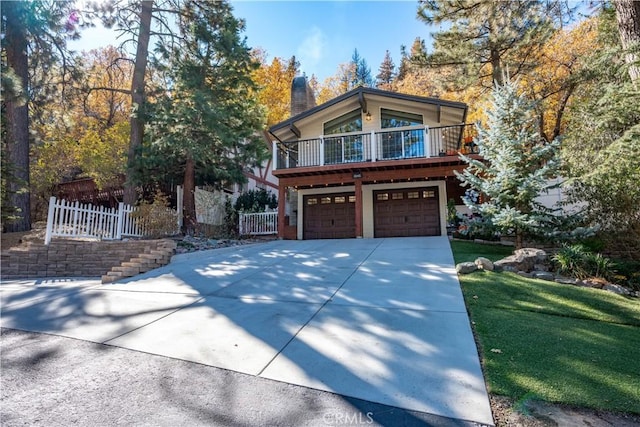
[{"xmin": 290, "ymin": 75, "xmax": 316, "ymax": 117}]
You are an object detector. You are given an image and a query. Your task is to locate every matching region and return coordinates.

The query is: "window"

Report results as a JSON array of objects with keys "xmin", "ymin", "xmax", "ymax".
[
  {"xmin": 321, "ymin": 197, "xmax": 332, "ymax": 204},
  {"xmin": 407, "ymin": 191, "xmax": 419, "ymax": 199},
  {"xmin": 381, "ymin": 109, "xmax": 423, "ymax": 128},
  {"xmin": 392, "ymin": 192, "xmax": 404, "ymax": 200},
  {"xmin": 307, "ymin": 198, "xmax": 317, "ymax": 205},
  {"xmin": 377, "ymin": 193, "xmax": 389, "ymax": 201},
  {"xmin": 348, "ymin": 195, "xmax": 356, "ymax": 203},
  {"xmin": 335, "ymin": 196, "xmax": 346, "ymax": 203},
  {"xmin": 324, "ymin": 109, "xmax": 363, "ymax": 135},
  {"xmin": 423, "ymin": 190, "xmax": 435, "ymax": 198}
]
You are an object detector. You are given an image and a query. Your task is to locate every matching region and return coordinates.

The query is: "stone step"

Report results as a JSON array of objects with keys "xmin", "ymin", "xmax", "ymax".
[{"xmin": 111, "ymin": 266, "xmax": 139, "ymax": 275}]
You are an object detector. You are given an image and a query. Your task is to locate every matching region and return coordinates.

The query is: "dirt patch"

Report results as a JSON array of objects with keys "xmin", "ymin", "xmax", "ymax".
[
  {"xmin": 490, "ymin": 395, "xmax": 640, "ymax": 426},
  {"xmin": 1, "ymin": 222, "xmax": 47, "ymax": 249}
]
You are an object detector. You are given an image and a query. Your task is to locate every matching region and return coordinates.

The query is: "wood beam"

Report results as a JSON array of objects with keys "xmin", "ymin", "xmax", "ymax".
[
  {"xmin": 277, "ymin": 164, "xmax": 467, "ymax": 188},
  {"xmin": 289, "ymin": 124, "xmax": 301, "ymax": 138},
  {"xmin": 354, "ymin": 179, "xmax": 363, "ymax": 238},
  {"xmin": 358, "ymin": 91, "xmax": 367, "ymax": 114}
]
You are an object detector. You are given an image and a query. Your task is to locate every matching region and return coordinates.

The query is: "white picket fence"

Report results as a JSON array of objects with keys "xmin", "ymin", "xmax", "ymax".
[
  {"xmin": 239, "ymin": 212, "xmax": 278, "ymax": 236},
  {"xmin": 44, "ymin": 197, "xmax": 147, "ymax": 245}
]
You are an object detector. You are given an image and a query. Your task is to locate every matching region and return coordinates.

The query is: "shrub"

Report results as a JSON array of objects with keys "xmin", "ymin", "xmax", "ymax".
[
  {"xmin": 552, "ymin": 244, "xmax": 616, "ymax": 281},
  {"xmin": 234, "ymin": 189, "xmax": 277, "ymax": 213},
  {"xmin": 131, "ymin": 191, "xmax": 180, "ymax": 238}
]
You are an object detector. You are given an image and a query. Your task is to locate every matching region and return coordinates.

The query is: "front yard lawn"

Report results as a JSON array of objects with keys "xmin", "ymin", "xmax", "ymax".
[{"xmin": 450, "ymin": 241, "xmax": 640, "ymax": 415}]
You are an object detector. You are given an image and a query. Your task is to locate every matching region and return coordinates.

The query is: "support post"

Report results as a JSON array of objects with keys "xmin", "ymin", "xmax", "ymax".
[
  {"xmin": 370, "ymin": 130, "xmax": 376, "ymax": 162},
  {"xmin": 176, "ymin": 185, "xmax": 184, "ymax": 229},
  {"xmin": 319, "ymin": 136, "xmax": 324, "ymax": 166},
  {"xmin": 424, "ymin": 126, "xmax": 431, "ymax": 158},
  {"xmin": 272, "ymin": 141, "xmax": 278, "ymax": 170},
  {"xmin": 355, "ymin": 179, "xmax": 363, "ymax": 238},
  {"xmin": 278, "ymin": 185, "xmax": 286, "ymax": 239},
  {"xmin": 44, "ymin": 196, "xmax": 56, "ymax": 245},
  {"xmin": 116, "ymin": 202, "xmax": 125, "ymax": 239}
]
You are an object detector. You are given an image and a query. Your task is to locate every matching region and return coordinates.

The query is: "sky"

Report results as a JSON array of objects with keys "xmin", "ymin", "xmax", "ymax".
[
  {"xmin": 231, "ymin": 1, "xmax": 433, "ymax": 81},
  {"xmin": 70, "ymin": 1, "xmax": 435, "ymax": 82}
]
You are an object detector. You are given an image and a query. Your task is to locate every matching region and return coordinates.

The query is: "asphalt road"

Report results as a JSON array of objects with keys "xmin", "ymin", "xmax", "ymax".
[{"xmin": 1, "ymin": 328, "xmax": 484, "ymax": 427}]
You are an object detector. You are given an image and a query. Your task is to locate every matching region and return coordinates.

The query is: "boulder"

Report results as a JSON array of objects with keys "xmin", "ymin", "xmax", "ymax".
[
  {"xmin": 517, "ymin": 271, "xmax": 532, "ymax": 278},
  {"xmin": 603, "ymin": 283, "xmax": 631, "ymax": 296},
  {"xmin": 475, "ymin": 257, "xmax": 494, "ymax": 271},
  {"xmin": 533, "ymin": 263, "xmax": 549, "ymax": 272},
  {"xmin": 531, "ymin": 271, "xmax": 555, "ymax": 281},
  {"xmin": 555, "ymin": 276, "xmax": 580, "ymax": 285},
  {"xmin": 494, "ymin": 248, "xmax": 547, "ymax": 272},
  {"xmin": 456, "ymin": 262, "xmax": 478, "ymax": 274}
]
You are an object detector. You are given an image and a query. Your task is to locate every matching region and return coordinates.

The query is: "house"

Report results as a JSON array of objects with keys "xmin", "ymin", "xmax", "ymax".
[{"xmin": 268, "ymin": 77, "xmax": 478, "ymax": 240}]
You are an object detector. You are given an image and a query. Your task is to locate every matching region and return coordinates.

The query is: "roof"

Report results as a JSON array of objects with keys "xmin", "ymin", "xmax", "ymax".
[{"xmin": 268, "ymin": 86, "xmax": 468, "ymax": 134}]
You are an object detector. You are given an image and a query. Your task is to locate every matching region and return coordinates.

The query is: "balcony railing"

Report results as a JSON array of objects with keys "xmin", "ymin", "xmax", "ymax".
[{"xmin": 274, "ymin": 124, "xmax": 476, "ymax": 170}]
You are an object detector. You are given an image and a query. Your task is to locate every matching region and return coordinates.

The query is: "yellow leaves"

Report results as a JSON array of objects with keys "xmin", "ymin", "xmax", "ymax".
[{"xmin": 251, "ymin": 53, "xmax": 298, "ymax": 126}]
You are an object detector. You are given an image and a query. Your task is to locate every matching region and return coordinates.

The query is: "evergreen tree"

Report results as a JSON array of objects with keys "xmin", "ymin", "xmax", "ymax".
[
  {"xmin": 350, "ymin": 48, "xmax": 373, "ymax": 88},
  {"xmin": 456, "ymin": 78, "xmax": 561, "ymax": 249},
  {"xmin": 562, "ymin": 7, "xmax": 640, "ymax": 259},
  {"xmin": 1, "ymin": 0, "xmax": 79, "ymax": 231},
  {"xmin": 143, "ymin": 0, "xmax": 266, "ymax": 232},
  {"xmin": 376, "ymin": 50, "xmax": 396, "ymax": 90},
  {"xmin": 418, "ymin": 1, "xmax": 565, "ymax": 88}
]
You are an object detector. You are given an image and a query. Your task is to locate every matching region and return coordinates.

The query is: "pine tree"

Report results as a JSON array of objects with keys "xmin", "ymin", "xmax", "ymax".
[
  {"xmin": 1, "ymin": 0, "xmax": 79, "ymax": 231},
  {"xmin": 376, "ymin": 50, "xmax": 396, "ymax": 90},
  {"xmin": 418, "ymin": 1, "xmax": 565, "ymax": 88},
  {"xmin": 455, "ymin": 78, "xmax": 561, "ymax": 249},
  {"xmin": 143, "ymin": 0, "xmax": 266, "ymax": 232},
  {"xmin": 350, "ymin": 48, "xmax": 373, "ymax": 88}
]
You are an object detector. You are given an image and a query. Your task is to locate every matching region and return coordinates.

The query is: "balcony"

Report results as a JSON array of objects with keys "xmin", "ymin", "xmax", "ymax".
[{"xmin": 273, "ymin": 124, "xmax": 477, "ymax": 171}]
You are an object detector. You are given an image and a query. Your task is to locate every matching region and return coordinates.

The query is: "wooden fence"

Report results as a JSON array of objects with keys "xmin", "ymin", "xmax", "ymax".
[
  {"xmin": 239, "ymin": 212, "xmax": 278, "ymax": 236},
  {"xmin": 44, "ymin": 197, "xmax": 147, "ymax": 245}
]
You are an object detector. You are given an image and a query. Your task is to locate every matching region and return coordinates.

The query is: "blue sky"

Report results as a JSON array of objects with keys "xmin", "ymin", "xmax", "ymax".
[
  {"xmin": 71, "ymin": 1, "xmax": 433, "ymax": 82},
  {"xmin": 231, "ymin": 1, "xmax": 432, "ymax": 81}
]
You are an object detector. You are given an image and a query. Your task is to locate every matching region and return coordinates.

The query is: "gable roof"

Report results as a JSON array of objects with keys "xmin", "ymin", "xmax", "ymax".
[{"xmin": 269, "ymin": 86, "xmax": 468, "ymax": 135}]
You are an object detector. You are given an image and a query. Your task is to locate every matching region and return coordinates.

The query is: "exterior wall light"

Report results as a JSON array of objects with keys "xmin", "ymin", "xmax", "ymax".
[{"xmin": 365, "ymin": 112, "xmax": 372, "ymax": 122}]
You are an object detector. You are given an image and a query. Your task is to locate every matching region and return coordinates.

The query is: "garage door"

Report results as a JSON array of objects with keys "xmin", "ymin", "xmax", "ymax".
[
  {"xmin": 303, "ymin": 193, "xmax": 356, "ymax": 239},
  {"xmin": 374, "ymin": 188, "xmax": 440, "ymax": 238}
]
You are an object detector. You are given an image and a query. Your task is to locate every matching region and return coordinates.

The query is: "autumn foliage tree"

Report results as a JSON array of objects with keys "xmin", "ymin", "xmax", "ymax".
[{"xmin": 252, "ymin": 50, "xmax": 299, "ymax": 126}]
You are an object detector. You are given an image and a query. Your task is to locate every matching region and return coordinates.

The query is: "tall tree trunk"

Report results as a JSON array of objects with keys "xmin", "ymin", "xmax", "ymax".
[
  {"xmin": 490, "ymin": 48, "xmax": 503, "ymax": 86},
  {"xmin": 182, "ymin": 155, "xmax": 196, "ymax": 235},
  {"xmin": 3, "ymin": 2, "xmax": 31, "ymax": 232},
  {"xmin": 614, "ymin": 0, "xmax": 640, "ymax": 85},
  {"xmin": 124, "ymin": 0, "xmax": 153, "ymax": 205}
]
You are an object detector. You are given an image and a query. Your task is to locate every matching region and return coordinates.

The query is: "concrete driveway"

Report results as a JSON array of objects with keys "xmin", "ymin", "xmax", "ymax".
[{"xmin": 1, "ymin": 237, "xmax": 493, "ymax": 425}]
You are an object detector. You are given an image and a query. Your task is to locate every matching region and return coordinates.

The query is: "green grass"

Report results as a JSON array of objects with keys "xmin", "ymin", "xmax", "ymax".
[{"xmin": 450, "ymin": 241, "xmax": 640, "ymax": 414}]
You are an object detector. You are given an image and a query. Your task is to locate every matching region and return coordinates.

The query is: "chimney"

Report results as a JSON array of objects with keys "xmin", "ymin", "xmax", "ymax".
[{"xmin": 290, "ymin": 76, "xmax": 316, "ymax": 117}]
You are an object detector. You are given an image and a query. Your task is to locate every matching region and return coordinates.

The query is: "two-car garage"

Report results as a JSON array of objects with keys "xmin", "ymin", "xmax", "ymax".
[{"xmin": 302, "ymin": 186, "xmax": 442, "ymax": 239}]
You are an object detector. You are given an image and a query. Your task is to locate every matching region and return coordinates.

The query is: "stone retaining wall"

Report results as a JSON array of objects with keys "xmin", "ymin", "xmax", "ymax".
[{"xmin": 1, "ymin": 239, "xmax": 175, "ymax": 280}]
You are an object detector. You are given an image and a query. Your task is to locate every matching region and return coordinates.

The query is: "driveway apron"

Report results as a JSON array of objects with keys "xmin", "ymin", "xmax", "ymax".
[{"xmin": 0, "ymin": 237, "xmax": 493, "ymax": 425}]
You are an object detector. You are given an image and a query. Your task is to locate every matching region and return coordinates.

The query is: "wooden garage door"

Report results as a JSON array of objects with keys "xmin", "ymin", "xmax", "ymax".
[
  {"xmin": 374, "ymin": 188, "xmax": 440, "ymax": 238},
  {"xmin": 304, "ymin": 193, "xmax": 356, "ymax": 239}
]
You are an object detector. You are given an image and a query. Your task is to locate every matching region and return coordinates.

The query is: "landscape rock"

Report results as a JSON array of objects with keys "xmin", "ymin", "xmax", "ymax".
[
  {"xmin": 494, "ymin": 248, "xmax": 547, "ymax": 273},
  {"xmin": 474, "ymin": 257, "xmax": 494, "ymax": 271},
  {"xmin": 531, "ymin": 271, "xmax": 555, "ymax": 281},
  {"xmin": 581, "ymin": 279, "xmax": 606, "ymax": 289},
  {"xmin": 555, "ymin": 277, "xmax": 580, "ymax": 285},
  {"xmin": 517, "ymin": 271, "xmax": 532, "ymax": 278},
  {"xmin": 603, "ymin": 283, "xmax": 631, "ymax": 296},
  {"xmin": 533, "ymin": 263, "xmax": 549, "ymax": 272},
  {"xmin": 456, "ymin": 262, "xmax": 478, "ymax": 274}
]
